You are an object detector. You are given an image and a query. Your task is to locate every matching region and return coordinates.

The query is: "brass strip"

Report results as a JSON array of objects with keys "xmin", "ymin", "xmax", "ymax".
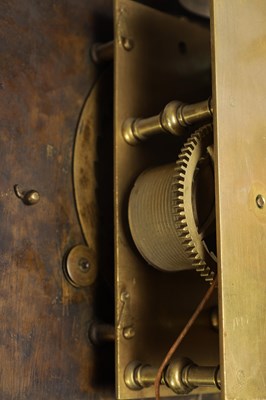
[{"xmin": 211, "ymin": 1, "xmax": 266, "ymax": 398}]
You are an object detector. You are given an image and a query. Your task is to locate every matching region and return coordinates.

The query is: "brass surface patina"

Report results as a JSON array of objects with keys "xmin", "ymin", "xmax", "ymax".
[
  {"xmin": 114, "ymin": 1, "xmax": 218, "ymax": 399},
  {"xmin": 211, "ymin": 1, "xmax": 266, "ymax": 398}
]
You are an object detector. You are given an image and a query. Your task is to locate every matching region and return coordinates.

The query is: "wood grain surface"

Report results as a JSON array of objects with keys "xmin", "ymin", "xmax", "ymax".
[{"xmin": 0, "ymin": 1, "xmax": 114, "ymax": 399}]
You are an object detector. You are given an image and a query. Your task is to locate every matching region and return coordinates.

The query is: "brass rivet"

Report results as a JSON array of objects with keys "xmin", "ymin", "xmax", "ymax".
[
  {"xmin": 121, "ymin": 36, "xmax": 134, "ymax": 51},
  {"xmin": 123, "ymin": 326, "xmax": 135, "ymax": 339},
  {"xmin": 120, "ymin": 291, "xmax": 129, "ymax": 301},
  {"xmin": 256, "ymin": 194, "xmax": 265, "ymax": 209}
]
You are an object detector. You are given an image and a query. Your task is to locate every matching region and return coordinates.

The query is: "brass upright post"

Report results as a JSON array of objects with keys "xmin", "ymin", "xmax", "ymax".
[
  {"xmin": 122, "ymin": 98, "xmax": 213, "ymax": 145},
  {"xmin": 124, "ymin": 358, "xmax": 220, "ymax": 395}
]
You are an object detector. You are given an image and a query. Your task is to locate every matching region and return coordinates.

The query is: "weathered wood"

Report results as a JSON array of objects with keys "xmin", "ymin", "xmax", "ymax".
[{"xmin": 0, "ymin": 1, "xmax": 113, "ymax": 399}]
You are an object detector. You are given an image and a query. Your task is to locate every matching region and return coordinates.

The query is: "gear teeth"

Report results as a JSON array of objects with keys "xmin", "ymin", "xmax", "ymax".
[
  {"xmin": 174, "ymin": 217, "xmax": 185, "ymax": 224},
  {"xmin": 184, "ymin": 142, "xmax": 194, "ymax": 150},
  {"xmin": 182, "ymin": 238, "xmax": 193, "ymax": 245},
  {"xmin": 172, "ymin": 204, "xmax": 184, "ymax": 211},
  {"xmin": 177, "ymin": 223, "xmax": 187, "ymax": 229},
  {"xmin": 196, "ymin": 266, "xmax": 206, "ymax": 273},
  {"xmin": 172, "ymin": 124, "xmax": 216, "ymax": 284},
  {"xmin": 172, "ymin": 178, "xmax": 185, "ymax": 187},
  {"xmin": 178, "ymin": 212, "xmax": 186, "ymax": 219},
  {"xmin": 172, "ymin": 191, "xmax": 183, "ymax": 198},
  {"xmin": 200, "ymin": 267, "xmax": 211, "ymax": 277},
  {"xmin": 178, "ymin": 230, "xmax": 189, "ymax": 237},
  {"xmin": 177, "ymin": 171, "xmax": 186, "ymax": 178},
  {"xmin": 210, "ymin": 272, "xmax": 216, "ymax": 279},
  {"xmin": 179, "ymin": 154, "xmax": 190, "ymax": 162},
  {"xmin": 195, "ymin": 261, "xmax": 206, "ymax": 270},
  {"xmin": 175, "ymin": 162, "xmax": 187, "ymax": 171},
  {"xmin": 188, "ymin": 252, "xmax": 198, "ymax": 259},
  {"xmin": 183, "ymin": 240, "xmax": 195, "ymax": 248}
]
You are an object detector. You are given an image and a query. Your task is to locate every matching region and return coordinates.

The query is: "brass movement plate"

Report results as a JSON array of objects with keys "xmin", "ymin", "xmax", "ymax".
[
  {"xmin": 114, "ymin": 1, "xmax": 219, "ymax": 399},
  {"xmin": 211, "ymin": 1, "xmax": 266, "ymax": 399}
]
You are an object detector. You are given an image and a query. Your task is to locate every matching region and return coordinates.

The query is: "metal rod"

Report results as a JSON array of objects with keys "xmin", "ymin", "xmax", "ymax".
[
  {"xmin": 122, "ymin": 97, "xmax": 213, "ymax": 145},
  {"xmin": 136, "ymin": 365, "xmax": 158, "ymax": 388},
  {"xmin": 182, "ymin": 364, "xmax": 221, "ymax": 389},
  {"xmin": 124, "ymin": 362, "xmax": 164, "ymax": 391},
  {"xmin": 88, "ymin": 321, "xmax": 115, "ymax": 345},
  {"xmin": 90, "ymin": 41, "xmax": 114, "ymax": 64},
  {"xmin": 124, "ymin": 358, "xmax": 220, "ymax": 395}
]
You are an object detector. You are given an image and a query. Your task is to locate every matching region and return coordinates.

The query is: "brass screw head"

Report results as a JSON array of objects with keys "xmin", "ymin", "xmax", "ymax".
[
  {"xmin": 79, "ymin": 257, "xmax": 90, "ymax": 272},
  {"xmin": 256, "ymin": 194, "xmax": 265, "ymax": 209}
]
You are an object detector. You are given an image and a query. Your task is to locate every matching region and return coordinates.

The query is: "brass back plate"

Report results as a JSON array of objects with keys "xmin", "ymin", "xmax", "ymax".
[{"xmin": 114, "ymin": 1, "xmax": 219, "ymax": 398}]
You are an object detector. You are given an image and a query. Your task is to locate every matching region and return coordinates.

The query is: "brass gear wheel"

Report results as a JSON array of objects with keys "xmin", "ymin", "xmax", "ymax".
[{"xmin": 172, "ymin": 124, "xmax": 217, "ymax": 283}]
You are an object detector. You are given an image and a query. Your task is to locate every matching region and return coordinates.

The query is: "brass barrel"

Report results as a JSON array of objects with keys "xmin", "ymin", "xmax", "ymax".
[{"xmin": 128, "ymin": 164, "xmax": 193, "ymax": 272}]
